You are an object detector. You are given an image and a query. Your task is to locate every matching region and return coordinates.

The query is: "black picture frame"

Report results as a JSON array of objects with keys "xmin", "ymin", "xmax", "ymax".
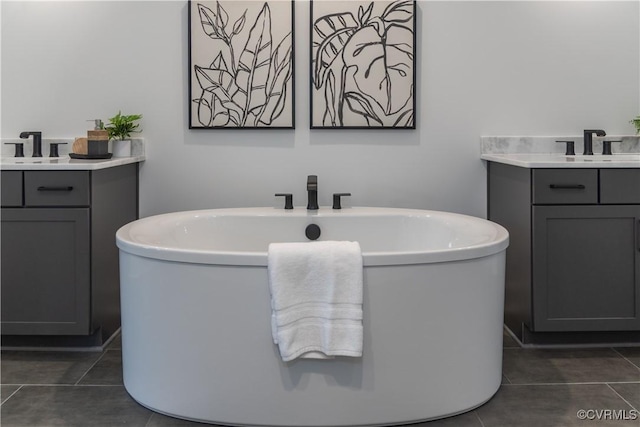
[
  {"xmin": 310, "ymin": 0, "xmax": 416, "ymax": 129},
  {"xmin": 188, "ymin": 0, "xmax": 295, "ymax": 129}
]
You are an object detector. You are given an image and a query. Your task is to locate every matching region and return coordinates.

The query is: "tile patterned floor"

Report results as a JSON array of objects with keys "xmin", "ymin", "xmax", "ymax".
[{"xmin": 1, "ymin": 331, "xmax": 638, "ymax": 427}]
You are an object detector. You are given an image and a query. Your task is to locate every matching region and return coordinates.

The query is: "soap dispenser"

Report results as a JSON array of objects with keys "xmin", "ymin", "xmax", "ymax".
[{"xmin": 86, "ymin": 119, "xmax": 109, "ymax": 156}]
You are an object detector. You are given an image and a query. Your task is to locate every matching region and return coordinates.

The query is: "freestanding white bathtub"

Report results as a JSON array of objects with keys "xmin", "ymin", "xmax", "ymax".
[{"xmin": 116, "ymin": 207, "xmax": 509, "ymax": 426}]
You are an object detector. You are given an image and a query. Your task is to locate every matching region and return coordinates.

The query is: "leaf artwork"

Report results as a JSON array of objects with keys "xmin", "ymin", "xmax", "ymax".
[
  {"xmin": 190, "ymin": 1, "xmax": 294, "ymax": 128},
  {"xmin": 311, "ymin": 0, "xmax": 415, "ymax": 128}
]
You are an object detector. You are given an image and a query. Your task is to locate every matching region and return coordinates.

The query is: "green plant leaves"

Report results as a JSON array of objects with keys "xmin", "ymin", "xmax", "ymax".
[
  {"xmin": 104, "ymin": 111, "xmax": 142, "ymax": 140},
  {"xmin": 631, "ymin": 116, "xmax": 640, "ymax": 135}
]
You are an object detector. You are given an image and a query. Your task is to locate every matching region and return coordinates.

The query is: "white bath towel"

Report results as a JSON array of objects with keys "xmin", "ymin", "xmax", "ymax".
[{"xmin": 268, "ymin": 241, "xmax": 363, "ymax": 362}]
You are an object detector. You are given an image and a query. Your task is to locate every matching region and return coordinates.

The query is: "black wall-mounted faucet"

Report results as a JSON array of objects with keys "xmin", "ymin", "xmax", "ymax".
[
  {"xmin": 19, "ymin": 131, "xmax": 42, "ymax": 157},
  {"xmin": 307, "ymin": 175, "xmax": 318, "ymax": 210},
  {"xmin": 583, "ymin": 129, "xmax": 606, "ymax": 155}
]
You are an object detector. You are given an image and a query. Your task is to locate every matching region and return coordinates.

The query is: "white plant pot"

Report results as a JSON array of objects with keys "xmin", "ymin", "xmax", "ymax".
[{"xmin": 112, "ymin": 139, "xmax": 132, "ymax": 157}]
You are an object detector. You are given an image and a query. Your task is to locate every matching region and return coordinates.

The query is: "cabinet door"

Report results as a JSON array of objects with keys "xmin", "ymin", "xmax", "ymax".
[
  {"xmin": 1, "ymin": 171, "xmax": 23, "ymax": 207},
  {"xmin": 532, "ymin": 205, "xmax": 640, "ymax": 331},
  {"xmin": 1, "ymin": 208, "xmax": 91, "ymax": 335}
]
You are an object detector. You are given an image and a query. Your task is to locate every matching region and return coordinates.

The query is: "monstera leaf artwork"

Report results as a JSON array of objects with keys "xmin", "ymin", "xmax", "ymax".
[
  {"xmin": 311, "ymin": 0, "xmax": 416, "ymax": 128},
  {"xmin": 189, "ymin": 1, "xmax": 294, "ymax": 128}
]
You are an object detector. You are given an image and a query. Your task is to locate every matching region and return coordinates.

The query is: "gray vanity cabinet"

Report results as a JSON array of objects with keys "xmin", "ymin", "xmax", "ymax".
[
  {"xmin": 2, "ymin": 208, "xmax": 90, "ymax": 335},
  {"xmin": 0, "ymin": 164, "xmax": 138, "ymax": 345},
  {"xmin": 532, "ymin": 205, "xmax": 640, "ymax": 331},
  {"xmin": 488, "ymin": 163, "xmax": 640, "ymax": 343}
]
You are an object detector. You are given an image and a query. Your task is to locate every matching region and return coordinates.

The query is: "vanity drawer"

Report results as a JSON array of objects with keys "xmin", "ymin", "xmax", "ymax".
[
  {"xmin": 600, "ymin": 169, "xmax": 640, "ymax": 204},
  {"xmin": 1, "ymin": 171, "xmax": 23, "ymax": 207},
  {"xmin": 532, "ymin": 169, "xmax": 598, "ymax": 205},
  {"xmin": 24, "ymin": 171, "xmax": 90, "ymax": 207}
]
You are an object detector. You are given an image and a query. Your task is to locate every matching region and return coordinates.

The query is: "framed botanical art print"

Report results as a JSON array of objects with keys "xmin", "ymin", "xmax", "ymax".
[
  {"xmin": 310, "ymin": 0, "xmax": 416, "ymax": 129},
  {"xmin": 189, "ymin": 1, "xmax": 295, "ymax": 128}
]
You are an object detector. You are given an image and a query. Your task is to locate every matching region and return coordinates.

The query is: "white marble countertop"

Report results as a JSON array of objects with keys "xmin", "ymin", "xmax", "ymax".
[
  {"xmin": 0, "ymin": 155, "xmax": 145, "ymax": 170},
  {"xmin": 480, "ymin": 136, "xmax": 640, "ymax": 168},
  {"xmin": 480, "ymin": 153, "xmax": 640, "ymax": 168}
]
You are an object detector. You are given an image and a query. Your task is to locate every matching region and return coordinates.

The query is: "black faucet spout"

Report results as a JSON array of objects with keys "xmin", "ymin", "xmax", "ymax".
[
  {"xmin": 20, "ymin": 131, "xmax": 42, "ymax": 157},
  {"xmin": 583, "ymin": 129, "xmax": 606, "ymax": 155},
  {"xmin": 307, "ymin": 175, "xmax": 318, "ymax": 210}
]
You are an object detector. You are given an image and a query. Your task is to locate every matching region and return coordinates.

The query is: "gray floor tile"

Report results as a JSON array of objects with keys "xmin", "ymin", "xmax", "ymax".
[
  {"xmin": 1, "ymin": 351, "xmax": 102, "ymax": 385},
  {"xmin": 1, "ymin": 340, "xmax": 638, "ymax": 427},
  {"xmin": 477, "ymin": 384, "xmax": 638, "ymax": 427},
  {"xmin": 1, "ymin": 385, "xmax": 21, "ymax": 404},
  {"xmin": 0, "ymin": 385, "xmax": 152, "ymax": 426},
  {"xmin": 105, "ymin": 333, "xmax": 122, "ymax": 350},
  {"xmin": 77, "ymin": 350, "xmax": 123, "ymax": 385},
  {"xmin": 609, "ymin": 383, "xmax": 640, "ymax": 410},
  {"xmin": 503, "ymin": 348, "xmax": 640, "ymax": 384},
  {"xmin": 615, "ymin": 347, "xmax": 640, "ymax": 370},
  {"xmin": 503, "ymin": 330, "xmax": 520, "ymax": 348}
]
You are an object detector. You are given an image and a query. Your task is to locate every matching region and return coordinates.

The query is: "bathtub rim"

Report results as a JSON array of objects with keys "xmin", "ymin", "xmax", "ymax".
[{"xmin": 116, "ymin": 207, "xmax": 509, "ymax": 267}]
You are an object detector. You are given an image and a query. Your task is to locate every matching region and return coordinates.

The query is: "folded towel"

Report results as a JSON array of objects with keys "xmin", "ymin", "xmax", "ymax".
[{"xmin": 268, "ymin": 241, "xmax": 363, "ymax": 362}]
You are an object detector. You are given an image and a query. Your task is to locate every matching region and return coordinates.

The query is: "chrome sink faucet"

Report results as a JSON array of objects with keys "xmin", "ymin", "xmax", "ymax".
[
  {"xmin": 307, "ymin": 175, "xmax": 318, "ymax": 210},
  {"xmin": 583, "ymin": 129, "xmax": 606, "ymax": 155},
  {"xmin": 19, "ymin": 131, "xmax": 42, "ymax": 157}
]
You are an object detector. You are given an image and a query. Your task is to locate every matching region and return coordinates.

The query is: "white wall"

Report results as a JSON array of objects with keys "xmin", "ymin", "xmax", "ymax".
[{"xmin": 2, "ymin": 1, "xmax": 638, "ymax": 218}]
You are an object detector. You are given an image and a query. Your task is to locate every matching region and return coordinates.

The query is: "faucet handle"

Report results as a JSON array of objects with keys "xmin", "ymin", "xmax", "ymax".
[
  {"xmin": 332, "ymin": 193, "xmax": 351, "ymax": 210},
  {"xmin": 49, "ymin": 142, "xmax": 67, "ymax": 158},
  {"xmin": 556, "ymin": 141, "xmax": 575, "ymax": 156},
  {"xmin": 275, "ymin": 193, "xmax": 293, "ymax": 210},
  {"xmin": 4, "ymin": 143, "xmax": 25, "ymax": 157},
  {"xmin": 602, "ymin": 140, "xmax": 622, "ymax": 155}
]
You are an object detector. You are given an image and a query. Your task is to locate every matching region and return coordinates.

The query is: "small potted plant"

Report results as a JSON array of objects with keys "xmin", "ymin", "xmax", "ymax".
[
  {"xmin": 105, "ymin": 111, "xmax": 143, "ymax": 157},
  {"xmin": 630, "ymin": 115, "xmax": 640, "ymax": 135}
]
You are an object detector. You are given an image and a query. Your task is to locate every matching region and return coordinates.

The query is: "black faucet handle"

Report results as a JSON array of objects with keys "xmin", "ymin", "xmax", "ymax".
[
  {"xmin": 275, "ymin": 193, "xmax": 293, "ymax": 210},
  {"xmin": 4, "ymin": 142, "xmax": 25, "ymax": 157},
  {"xmin": 332, "ymin": 193, "xmax": 351, "ymax": 210},
  {"xmin": 602, "ymin": 140, "xmax": 622, "ymax": 155},
  {"xmin": 556, "ymin": 140, "xmax": 575, "ymax": 156},
  {"xmin": 48, "ymin": 142, "xmax": 67, "ymax": 158}
]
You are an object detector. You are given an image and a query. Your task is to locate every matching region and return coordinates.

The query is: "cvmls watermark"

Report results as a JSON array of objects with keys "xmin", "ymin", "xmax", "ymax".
[{"xmin": 577, "ymin": 409, "xmax": 639, "ymax": 421}]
